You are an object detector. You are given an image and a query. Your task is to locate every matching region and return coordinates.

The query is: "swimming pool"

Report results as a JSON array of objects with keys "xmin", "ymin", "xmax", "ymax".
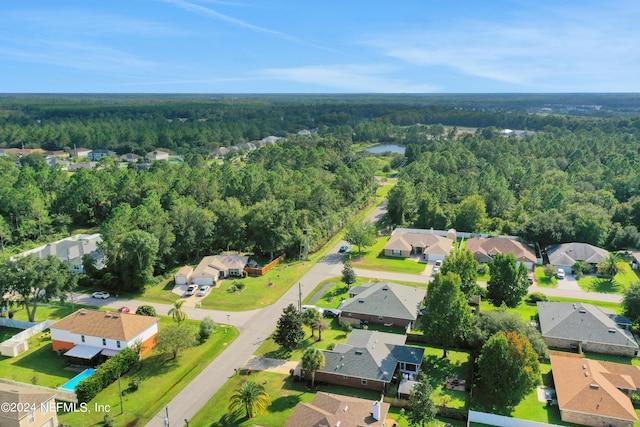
[{"xmin": 59, "ymin": 368, "xmax": 96, "ymax": 392}]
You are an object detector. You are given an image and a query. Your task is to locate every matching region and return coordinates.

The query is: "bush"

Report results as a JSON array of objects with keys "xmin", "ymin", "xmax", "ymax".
[
  {"xmin": 543, "ymin": 264, "xmax": 557, "ymax": 278},
  {"xmin": 477, "ymin": 263, "xmax": 489, "ymax": 275},
  {"xmin": 198, "ymin": 316, "xmax": 217, "ymax": 342},
  {"xmin": 103, "ymin": 414, "xmax": 115, "ymax": 427},
  {"xmin": 76, "ymin": 348, "xmax": 139, "ymax": 403},
  {"xmin": 327, "ymin": 342, "xmax": 336, "ymax": 350},
  {"xmin": 128, "ymin": 376, "xmax": 141, "ymax": 392},
  {"xmin": 526, "ymin": 292, "xmax": 548, "ymax": 303},
  {"xmin": 341, "ymin": 322, "xmax": 353, "ymax": 333},
  {"xmin": 135, "ymin": 305, "xmax": 157, "ymax": 316}
]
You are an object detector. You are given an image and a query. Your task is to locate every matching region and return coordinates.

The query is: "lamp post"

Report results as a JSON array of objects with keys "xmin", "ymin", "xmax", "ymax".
[
  {"xmin": 226, "ymin": 314, "xmax": 230, "ymax": 333},
  {"xmin": 118, "ymin": 373, "xmax": 123, "ymax": 414}
]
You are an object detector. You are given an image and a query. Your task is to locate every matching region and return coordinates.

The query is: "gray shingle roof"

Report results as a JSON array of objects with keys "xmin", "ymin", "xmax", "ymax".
[
  {"xmin": 339, "ymin": 282, "xmax": 426, "ymax": 322},
  {"xmin": 537, "ymin": 302, "xmax": 638, "ymax": 349},
  {"xmin": 547, "ymin": 242, "xmax": 609, "ymax": 266},
  {"xmin": 319, "ymin": 330, "xmax": 424, "ymax": 383}
]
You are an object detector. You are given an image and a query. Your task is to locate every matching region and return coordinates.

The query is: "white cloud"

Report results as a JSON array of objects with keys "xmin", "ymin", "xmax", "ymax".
[{"xmin": 260, "ymin": 65, "xmax": 439, "ymax": 93}]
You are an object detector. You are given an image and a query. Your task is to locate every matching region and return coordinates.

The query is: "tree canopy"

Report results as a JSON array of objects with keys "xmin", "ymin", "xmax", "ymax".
[
  {"xmin": 487, "ymin": 252, "xmax": 529, "ymax": 308},
  {"xmin": 273, "ymin": 304, "xmax": 305, "ymax": 352}
]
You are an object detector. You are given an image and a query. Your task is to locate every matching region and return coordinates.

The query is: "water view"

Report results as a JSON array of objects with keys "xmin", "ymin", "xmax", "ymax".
[{"xmin": 364, "ymin": 144, "xmax": 405, "ymax": 154}]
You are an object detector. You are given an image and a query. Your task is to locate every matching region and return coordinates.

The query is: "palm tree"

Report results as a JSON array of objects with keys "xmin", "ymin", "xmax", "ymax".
[
  {"xmin": 301, "ymin": 347, "xmax": 325, "ymax": 388},
  {"xmin": 168, "ymin": 300, "xmax": 187, "ymax": 323},
  {"xmin": 597, "ymin": 253, "xmax": 625, "ymax": 278},
  {"xmin": 301, "ymin": 308, "xmax": 321, "ymax": 338},
  {"xmin": 228, "ymin": 380, "xmax": 271, "ymax": 419},
  {"xmin": 312, "ymin": 318, "xmax": 329, "ymax": 341}
]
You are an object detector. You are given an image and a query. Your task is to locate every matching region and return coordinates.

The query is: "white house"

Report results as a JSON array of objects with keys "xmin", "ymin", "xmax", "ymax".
[
  {"xmin": 51, "ymin": 309, "xmax": 159, "ymax": 362},
  {"xmin": 175, "ymin": 266, "xmax": 193, "ymax": 286},
  {"xmin": 12, "ymin": 233, "xmax": 104, "ymax": 273},
  {"xmin": 191, "ymin": 254, "xmax": 249, "ymax": 285},
  {"xmin": 145, "ymin": 150, "xmax": 169, "ymax": 161}
]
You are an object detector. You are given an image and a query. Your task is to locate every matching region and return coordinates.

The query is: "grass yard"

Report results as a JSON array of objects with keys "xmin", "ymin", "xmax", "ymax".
[
  {"xmin": 0, "ymin": 333, "xmax": 76, "ymax": 388},
  {"xmin": 10, "ymin": 304, "xmax": 79, "ymax": 323},
  {"xmin": 578, "ymin": 263, "xmax": 639, "ymax": 294},
  {"xmin": 348, "ymin": 237, "xmax": 428, "ymax": 274},
  {"xmin": 58, "ymin": 318, "xmax": 239, "ymax": 426},
  {"xmin": 535, "ymin": 266, "xmax": 558, "ymax": 287},
  {"xmin": 418, "ymin": 347, "xmax": 471, "ymax": 410},
  {"xmin": 0, "ymin": 326, "xmax": 23, "ymax": 342}
]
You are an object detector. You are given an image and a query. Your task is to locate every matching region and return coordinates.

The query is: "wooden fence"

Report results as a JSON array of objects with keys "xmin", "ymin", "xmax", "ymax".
[{"xmin": 244, "ymin": 254, "xmax": 285, "ymax": 276}]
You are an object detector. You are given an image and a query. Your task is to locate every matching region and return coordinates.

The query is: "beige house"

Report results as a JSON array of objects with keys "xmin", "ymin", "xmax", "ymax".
[
  {"xmin": 550, "ymin": 353, "xmax": 640, "ymax": 427},
  {"xmin": 383, "ymin": 228, "xmax": 454, "ymax": 261},
  {"xmin": 0, "ymin": 383, "xmax": 58, "ymax": 427},
  {"xmin": 191, "ymin": 254, "xmax": 249, "ymax": 285},
  {"xmin": 175, "ymin": 266, "xmax": 193, "ymax": 285},
  {"xmin": 285, "ymin": 392, "xmax": 389, "ymax": 427},
  {"xmin": 465, "ymin": 236, "xmax": 537, "ymax": 269}
]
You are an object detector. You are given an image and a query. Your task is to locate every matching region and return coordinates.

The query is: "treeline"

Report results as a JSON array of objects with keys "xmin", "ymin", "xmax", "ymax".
[
  {"xmin": 2, "ymin": 97, "xmax": 640, "ymax": 157},
  {"xmin": 386, "ymin": 125, "xmax": 640, "ymax": 250},
  {"xmin": 0, "ymin": 134, "xmax": 376, "ymax": 291}
]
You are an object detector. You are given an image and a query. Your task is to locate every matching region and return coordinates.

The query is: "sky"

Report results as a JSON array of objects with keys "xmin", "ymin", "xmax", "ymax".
[{"xmin": 1, "ymin": 0, "xmax": 639, "ymax": 93}]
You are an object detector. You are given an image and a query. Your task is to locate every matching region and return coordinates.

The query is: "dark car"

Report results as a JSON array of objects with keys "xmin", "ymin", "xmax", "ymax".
[
  {"xmin": 323, "ymin": 308, "xmax": 341, "ymax": 318},
  {"xmin": 338, "ymin": 245, "xmax": 349, "ymax": 253}
]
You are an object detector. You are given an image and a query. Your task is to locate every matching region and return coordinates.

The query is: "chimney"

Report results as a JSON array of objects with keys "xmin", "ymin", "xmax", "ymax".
[{"xmin": 373, "ymin": 401, "xmax": 380, "ymax": 421}]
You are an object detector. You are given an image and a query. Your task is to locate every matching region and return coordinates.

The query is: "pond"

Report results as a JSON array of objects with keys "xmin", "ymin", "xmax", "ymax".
[{"xmin": 364, "ymin": 144, "xmax": 405, "ymax": 154}]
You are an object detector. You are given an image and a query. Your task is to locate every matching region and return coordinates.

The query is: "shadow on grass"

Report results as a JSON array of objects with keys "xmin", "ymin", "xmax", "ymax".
[
  {"xmin": 269, "ymin": 393, "xmax": 304, "ymax": 413},
  {"xmin": 586, "ymin": 278, "xmax": 620, "ymax": 293},
  {"xmin": 12, "ymin": 344, "xmax": 69, "ymax": 375},
  {"xmin": 134, "ymin": 353, "xmax": 180, "ymax": 380},
  {"xmin": 263, "ymin": 348, "xmax": 292, "ymax": 360},
  {"xmin": 208, "ymin": 410, "xmax": 245, "ymax": 427}
]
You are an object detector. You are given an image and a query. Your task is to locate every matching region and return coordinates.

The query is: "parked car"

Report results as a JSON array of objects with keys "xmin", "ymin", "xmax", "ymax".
[
  {"xmin": 301, "ymin": 305, "xmax": 323, "ymax": 314},
  {"xmin": 434, "ymin": 260, "xmax": 442, "ymax": 267},
  {"xmin": 118, "ymin": 306, "xmax": 131, "ymax": 313},
  {"xmin": 432, "ymin": 266, "xmax": 440, "ymax": 275},
  {"xmin": 557, "ymin": 268, "xmax": 565, "ymax": 279},
  {"xmin": 323, "ymin": 308, "xmax": 341, "ymax": 318},
  {"xmin": 197, "ymin": 285, "xmax": 210, "ymax": 297},
  {"xmin": 338, "ymin": 245, "xmax": 349, "ymax": 253},
  {"xmin": 527, "ymin": 274, "xmax": 534, "ymax": 284},
  {"xmin": 185, "ymin": 285, "xmax": 198, "ymax": 296},
  {"xmin": 91, "ymin": 291, "xmax": 110, "ymax": 299}
]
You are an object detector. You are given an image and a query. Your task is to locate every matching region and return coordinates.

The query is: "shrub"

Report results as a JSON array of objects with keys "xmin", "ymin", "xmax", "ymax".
[
  {"xmin": 543, "ymin": 264, "xmax": 557, "ymax": 278},
  {"xmin": 76, "ymin": 348, "xmax": 139, "ymax": 403},
  {"xmin": 526, "ymin": 292, "xmax": 548, "ymax": 303},
  {"xmin": 327, "ymin": 342, "xmax": 336, "ymax": 350},
  {"xmin": 198, "ymin": 316, "xmax": 217, "ymax": 342},
  {"xmin": 341, "ymin": 322, "xmax": 353, "ymax": 333},
  {"xmin": 135, "ymin": 305, "xmax": 157, "ymax": 316},
  {"xmin": 128, "ymin": 376, "xmax": 141, "ymax": 392},
  {"xmin": 477, "ymin": 263, "xmax": 489, "ymax": 275},
  {"xmin": 103, "ymin": 414, "xmax": 115, "ymax": 427}
]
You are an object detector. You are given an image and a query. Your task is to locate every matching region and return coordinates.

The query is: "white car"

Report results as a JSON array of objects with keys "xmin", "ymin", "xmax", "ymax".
[
  {"xmin": 301, "ymin": 305, "xmax": 323, "ymax": 314},
  {"xmin": 557, "ymin": 268, "xmax": 565, "ymax": 279},
  {"xmin": 91, "ymin": 291, "xmax": 110, "ymax": 299},
  {"xmin": 197, "ymin": 285, "xmax": 210, "ymax": 297},
  {"xmin": 185, "ymin": 285, "xmax": 198, "ymax": 296}
]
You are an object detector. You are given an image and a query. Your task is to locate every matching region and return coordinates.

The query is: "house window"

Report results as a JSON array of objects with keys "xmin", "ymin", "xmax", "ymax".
[
  {"xmin": 81, "ymin": 335, "xmax": 85, "ymax": 343},
  {"xmin": 102, "ymin": 338, "xmax": 106, "ymax": 346},
  {"xmin": 343, "ymin": 375, "xmax": 348, "ymax": 379},
  {"xmin": 378, "ymin": 316, "xmax": 384, "ymax": 321},
  {"xmin": 361, "ymin": 379, "xmax": 367, "ymax": 385},
  {"xmin": 399, "ymin": 362, "xmax": 405, "ymax": 370},
  {"xmin": 28, "ymin": 411, "xmax": 35, "ymax": 423},
  {"xmin": 117, "ymin": 341, "xmax": 121, "ymax": 348},
  {"xmin": 392, "ymin": 250, "xmax": 402, "ymax": 256}
]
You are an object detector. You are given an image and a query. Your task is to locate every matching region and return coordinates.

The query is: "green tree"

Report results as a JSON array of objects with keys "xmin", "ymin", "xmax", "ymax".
[
  {"xmin": 228, "ymin": 380, "xmax": 271, "ymax": 419},
  {"xmin": 0, "ymin": 216, "xmax": 12, "ymax": 259},
  {"xmin": 198, "ymin": 316, "xmax": 217, "ymax": 341},
  {"xmin": 344, "ymin": 219, "xmax": 377, "ymax": 253},
  {"xmin": 454, "ymin": 195, "xmax": 487, "ymax": 232},
  {"xmin": 273, "ymin": 304, "xmax": 305, "ymax": 351},
  {"xmin": 118, "ymin": 230, "xmax": 159, "ymax": 291},
  {"xmin": 301, "ymin": 308, "xmax": 322, "ymax": 338},
  {"xmin": 407, "ymin": 372, "xmax": 437, "ymax": 427},
  {"xmin": 341, "ymin": 261, "xmax": 357, "ymax": 285},
  {"xmin": 155, "ymin": 323, "xmax": 197, "ymax": 360},
  {"xmin": 622, "ymin": 282, "xmax": 640, "ymax": 327},
  {"xmin": 312, "ymin": 318, "xmax": 329, "ymax": 341},
  {"xmin": 421, "ymin": 272, "xmax": 473, "ymax": 358},
  {"xmin": 386, "ymin": 181, "xmax": 416, "ymax": 225},
  {"xmin": 477, "ymin": 331, "xmax": 540, "ymax": 409},
  {"xmin": 301, "ymin": 347, "xmax": 325, "ymax": 388},
  {"xmin": 168, "ymin": 300, "xmax": 187, "ymax": 324},
  {"xmin": 135, "ymin": 305, "xmax": 157, "ymax": 316},
  {"xmin": 597, "ymin": 253, "xmax": 625, "ymax": 278},
  {"xmin": 543, "ymin": 264, "xmax": 557, "ymax": 278},
  {"xmin": 0, "ymin": 255, "xmax": 72, "ymax": 322},
  {"xmin": 487, "ymin": 252, "xmax": 529, "ymax": 308},
  {"xmin": 440, "ymin": 249, "xmax": 478, "ymax": 296}
]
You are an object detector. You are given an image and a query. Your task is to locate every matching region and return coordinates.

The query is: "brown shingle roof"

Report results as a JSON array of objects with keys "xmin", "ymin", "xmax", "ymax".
[
  {"xmin": 0, "ymin": 382, "xmax": 56, "ymax": 419},
  {"xmin": 51, "ymin": 309, "xmax": 159, "ymax": 341},
  {"xmin": 550, "ymin": 353, "xmax": 639, "ymax": 422},
  {"xmin": 284, "ymin": 392, "xmax": 389, "ymax": 427},
  {"xmin": 466, "ymin": 237, "xmax": 536, "ymax": 263}
]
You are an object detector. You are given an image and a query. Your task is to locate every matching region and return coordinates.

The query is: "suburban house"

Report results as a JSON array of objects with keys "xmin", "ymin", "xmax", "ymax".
[
  {"xmin": 71, "ymin": 147, "xmax": 92, "ymax": 158},
  {"xmin": 50, "ymin": 309, "xmax": 160, "ymax": 364},
  {"xmin": 145, "ymin": 150, "xmax": 169, "ymax": 161},
  {"xmin": 383, "ymin": 228, "xmax": 455, "ymax": 261},
  {"xmin": 87, "ymin": 149, "xmax": 116, "ymax": 161},
  {"xmin": 465, "ymin": 236, "xmax": 537, "ymax": 269},
  {"xmin": 67, "ymin": 162, "xmax": 96, "ymax": 171},
  {"xmin": 120, "ymin": 153, "xmax": 141, "ymax": 163},
  {"xmin": 191, "ymin": 254, "xmax": 249, "ymax": 285},
  {"xmin": 537, "ymin": 302, "xmax": 638, "ymax": 357},
  {"xmin": 284, "ymin": 392, "xmax": 389, "ymax": 427},
  {"xmin": 314, "ymin": 330, "xmax": 425, "ymax": 393},
  {"xmin": 13, "ymin": 233, "xmax": 104, "ymax": 273},
  {"xmin": 0, "ymin": 383, "xmax": 58, "ymax": 427},
  {"xmin": 175, "ymin": 266, "xmax": 193, "ymax": 286},
  {"xmin": 547, "ymin": 242, "xmax": 609, "ymax": 272},
  {"xmin": 338, "ymin": 282, "xmax": 426, "ymax": 330},
  {"xmin": 550, "ymin": 352, "xmax": 640, "ymax": 427}
]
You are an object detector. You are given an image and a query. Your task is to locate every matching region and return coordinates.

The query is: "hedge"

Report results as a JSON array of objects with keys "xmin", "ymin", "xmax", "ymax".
[{"xmin": 75, "ymin": 347, "xmax": 139, "ymax": 403}]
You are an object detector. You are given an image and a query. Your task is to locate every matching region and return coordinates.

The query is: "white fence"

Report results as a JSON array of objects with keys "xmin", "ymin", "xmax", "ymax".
[
  {"xmin": 468, "ymin": 410, "xmax": 561, "ymax": 427},
  {"xmin": 0, "ymin": 318, "xmax": 55, "ymax": 341}
]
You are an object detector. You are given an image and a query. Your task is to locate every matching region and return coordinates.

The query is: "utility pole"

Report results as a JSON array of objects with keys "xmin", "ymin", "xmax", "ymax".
[
  {"xmin": 118, "ymin": 373, "xmax": 123, "ymax": 414},
  {"xmin": 163, "ymin": 406, "xmax": 169, "ymax": 426},
  {"xmin": 302, "ymin": 228, "xmax": 310, "ymax": 261},
  {"xmin": 298, "ymin": 282, "xmax": 302, "ymax": 311}
]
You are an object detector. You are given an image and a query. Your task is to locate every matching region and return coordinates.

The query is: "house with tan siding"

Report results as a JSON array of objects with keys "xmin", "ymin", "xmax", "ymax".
[{"xmin": 465, "ymin": 236, "xmax": 537, "ymax": 269}]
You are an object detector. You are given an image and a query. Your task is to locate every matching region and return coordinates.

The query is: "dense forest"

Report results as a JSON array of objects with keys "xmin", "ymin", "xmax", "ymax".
[{"xmin": 1, "ymin": 94, "xmax": 640, "ymax": 290}]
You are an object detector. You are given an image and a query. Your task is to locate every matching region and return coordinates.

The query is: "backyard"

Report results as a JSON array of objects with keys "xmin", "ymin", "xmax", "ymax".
[{"xmin": 58, "ymin": 317, "xmax": 239, "ymax": 426}]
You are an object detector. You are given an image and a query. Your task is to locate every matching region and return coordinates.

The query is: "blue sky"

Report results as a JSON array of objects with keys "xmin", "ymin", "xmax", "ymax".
[{"xmin": 1, "ymin": 0, "xmax": 639, "ymax": 93}]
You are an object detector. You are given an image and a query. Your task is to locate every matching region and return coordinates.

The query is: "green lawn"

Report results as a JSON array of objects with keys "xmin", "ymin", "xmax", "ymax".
[
  {"xmin": 578, "ymin": 263, "xmax": 639, "ymax": 294},
  {"xmin": 59, "ymin": 318, "xmax": 239, "ymax": 426},
  {"xmin": 349, "ymin": 237, "xmax": 428, "ymax": 274},
  {"xmin": 10, "ymin": 304, "xmax": 79, "ymax": 323},
  {"xmin": 535, "ymin": 266, "xmax": 558, "ymax": 287},
  {"xmin": 418, "ymin": 347, "xmax": 471, "ymax": 410},
  {"xmin": 0, "ymin": 326, "xmax": 23, "ymax": 342}
]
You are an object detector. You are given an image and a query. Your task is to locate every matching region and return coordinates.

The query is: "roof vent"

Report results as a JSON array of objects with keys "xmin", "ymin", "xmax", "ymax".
[
  {"xmin": 112, "ymin": 315, "xmax": 119, "ymax": 319},
  {"xmin": 573, "ymin": 304, "xmax": 577, "ymax": 309},
  {"xmin": 582, "ymin": 364, "xmax": 587, "ymax": 370},
  {"xmin": 382, "ymin": 287, "xmax": 389, "ymax": 291},
  {"xmin": 579, "ymin": 309, "xmax": 586, "ymax": 314},
  {"xmin": 590, "ymin": 383, "xmax": 599, "ymax": 389},
  {"xmin": 344, "ymin": 405, "xmax": 348, "ymax": 412},
  {"xmin": 608, "ymin": 329, "xmax": 616, "ymax": 333},
  {"xmin": 105, "ymin": 313, "xmax": 111, "ymax": 318},
  {"xmin": 358, "ymin": 300, "xmax": 365, "ymax": 304},
  {"xmin": 584, "ymin": 371, "xmax": 589, "ymax": 377},
  {"xmin": 355, "ymin": 351, "xmax": 363, "ymax": 355}
]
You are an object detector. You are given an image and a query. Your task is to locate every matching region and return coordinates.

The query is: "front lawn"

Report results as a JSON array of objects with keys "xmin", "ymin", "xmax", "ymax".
[
  {"xmin": 348, "ymin": 237, "xmax": 428, "ymax": 274},
  {"xmin": 578, "ymin": 263, "xmax": 638, "ymax": 294},
  {"xmin": 535, "ymin": 266, "xmax": 557, "ymax": 287},
  {"xmin": 11, "ymin": 303, "xmax": 80, "ymax": 323},
  {"xmin": 58, "ymin": 318, "xmax": 239, "ymax": 426}
]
